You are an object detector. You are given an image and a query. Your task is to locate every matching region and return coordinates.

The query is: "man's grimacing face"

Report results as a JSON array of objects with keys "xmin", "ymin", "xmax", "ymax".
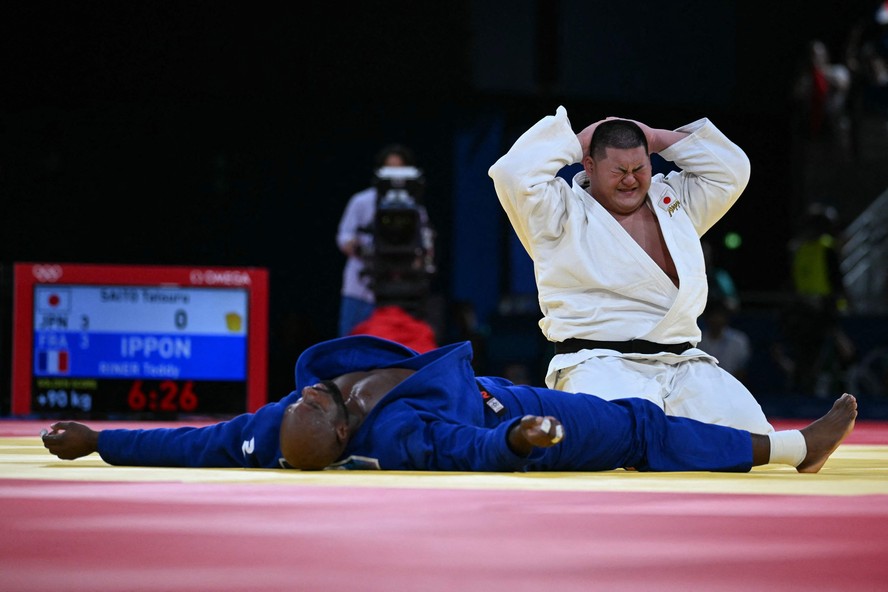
[{"xmin": 583, "ymin": 145, "xmax": 652, "ymax": 216}]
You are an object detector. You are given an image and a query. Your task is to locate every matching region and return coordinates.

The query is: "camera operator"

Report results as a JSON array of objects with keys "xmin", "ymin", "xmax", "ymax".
[{"xmin": 335, "ymin": 144, "xmax": 435, "ymax": 337}]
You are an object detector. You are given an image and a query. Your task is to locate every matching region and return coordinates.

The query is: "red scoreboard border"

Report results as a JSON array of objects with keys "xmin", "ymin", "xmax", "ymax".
[{"xmin": 12, "ymin": 262, "xmax": 269, "ymax": 416}]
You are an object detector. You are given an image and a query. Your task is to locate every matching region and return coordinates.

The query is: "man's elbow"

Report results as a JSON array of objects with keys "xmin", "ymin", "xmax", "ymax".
[{"xmin": 488, "ymin": 159, "xmax": 505, "ymax": 182}]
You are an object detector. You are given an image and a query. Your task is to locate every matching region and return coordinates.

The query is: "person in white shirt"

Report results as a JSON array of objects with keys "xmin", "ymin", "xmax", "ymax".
[{"xmin": 336, "ymin": 144, "xmax": 431, "ymax": 336}]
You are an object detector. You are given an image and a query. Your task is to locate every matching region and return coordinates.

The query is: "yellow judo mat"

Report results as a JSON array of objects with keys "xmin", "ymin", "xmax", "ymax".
[{"xmin": 4, "ymin": 435, "xmax": 888, "ymax": 496}]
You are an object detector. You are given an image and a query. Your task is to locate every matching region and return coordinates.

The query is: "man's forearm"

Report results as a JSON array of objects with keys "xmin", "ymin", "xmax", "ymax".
[{"xmin": 650, "ymin": 128, "xmax": 690, "ymax": 154}]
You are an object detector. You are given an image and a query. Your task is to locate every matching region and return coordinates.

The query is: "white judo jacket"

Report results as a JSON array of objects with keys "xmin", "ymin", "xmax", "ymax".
[{"xmin": 489, "ymin": 106, "xmax": 751, "ymax": 381}]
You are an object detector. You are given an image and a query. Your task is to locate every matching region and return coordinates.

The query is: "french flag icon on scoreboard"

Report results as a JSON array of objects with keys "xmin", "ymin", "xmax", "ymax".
[{"xmin": 37, "ymin": 349, "xmax": 70, "ymax": 374}]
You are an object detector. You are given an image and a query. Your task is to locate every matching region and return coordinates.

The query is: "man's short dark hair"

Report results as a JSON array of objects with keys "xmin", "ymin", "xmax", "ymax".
[{"xmin": 589, "ymin": 120, "xmax": 648, "ymax": 160}]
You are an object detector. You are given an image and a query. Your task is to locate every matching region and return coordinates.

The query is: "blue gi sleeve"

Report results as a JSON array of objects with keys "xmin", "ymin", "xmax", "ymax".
[
  {"xmin": 368, "ymin": 408, "xmax": 544, "ymax": 471},
  {"xmin": 97, "ymin": 395, "xmax": 298, "ymax": 468},
  {"xmin": 426, "ymin": 419, "xmax": 546, "ymax": 471}
]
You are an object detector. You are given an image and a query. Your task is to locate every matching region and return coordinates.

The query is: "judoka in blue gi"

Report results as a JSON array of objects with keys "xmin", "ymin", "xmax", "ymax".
[{"xmin": 43, "ymin": 336, "xmax": 857, "ymax": 474}]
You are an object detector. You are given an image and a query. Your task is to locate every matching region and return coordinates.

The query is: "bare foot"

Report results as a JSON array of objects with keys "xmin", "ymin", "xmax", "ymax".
[{"xmin": 796, "ymin": 393, "xmax": 857, "ymax": 473}]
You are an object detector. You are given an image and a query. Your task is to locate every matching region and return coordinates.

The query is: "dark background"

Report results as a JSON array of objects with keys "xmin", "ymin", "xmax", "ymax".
[{"xmin": 3, "ymin": 1, "xmax": 886, "ymax": 412}]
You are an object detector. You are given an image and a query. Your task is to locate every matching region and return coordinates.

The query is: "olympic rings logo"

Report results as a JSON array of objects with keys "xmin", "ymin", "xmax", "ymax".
[{"xmin": 32, "ymin": 264, "xmax": 63, "ymax": 283}]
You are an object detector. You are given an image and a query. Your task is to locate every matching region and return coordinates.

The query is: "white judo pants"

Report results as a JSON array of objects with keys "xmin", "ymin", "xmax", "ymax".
[{"xmin": 550, "ymin": 355, "xmax": 774, "ymax": 434}]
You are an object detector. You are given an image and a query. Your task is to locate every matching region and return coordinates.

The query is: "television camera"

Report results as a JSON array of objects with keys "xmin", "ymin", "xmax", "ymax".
[{"xmin": 359, "ymin": 165, "xmax": 435, "ymax": 317}]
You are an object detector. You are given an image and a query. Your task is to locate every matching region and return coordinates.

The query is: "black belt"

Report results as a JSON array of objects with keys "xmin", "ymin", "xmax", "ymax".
[{"xmin": 553, "ymin": 338, "xmax": 692, "ymax": 355}]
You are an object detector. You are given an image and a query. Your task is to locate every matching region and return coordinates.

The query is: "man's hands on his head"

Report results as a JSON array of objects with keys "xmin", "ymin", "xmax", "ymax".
[
  {"xmin": 577, "ymin": 119, "xmax": 609, "ymax": 157},
  {"xmin": 578, "ymin": 116, "xmax": 686, "ymax": 156},
  {"xmin": 42, "ymin": 421, "xmax": 100, "ymax": 460},
  {"xmin": 507, "ymin": 415, "xmax": 565, "ymax": 456},
  {"xmin": 613, "ymin": 117, "xmax": 658, "ymax": 152},
  {"xmin": 578, "ymin": 117, "xmax": 655, "ymax": 156},
  {"xmin": 610, "ymin": 117, "xmax": 690, "ymax": 153}
]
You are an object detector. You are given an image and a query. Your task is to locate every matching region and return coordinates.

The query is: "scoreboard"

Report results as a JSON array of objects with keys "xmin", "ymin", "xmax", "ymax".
[{"xmin": 12, "ymin": 263, "xmax": 269, "ymax": 418}]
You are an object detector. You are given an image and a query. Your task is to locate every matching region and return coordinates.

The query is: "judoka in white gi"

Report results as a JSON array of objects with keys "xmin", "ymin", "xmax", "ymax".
[{"xmin": 489, "ymin": 106, "xmax": 773, "ymax": 434}]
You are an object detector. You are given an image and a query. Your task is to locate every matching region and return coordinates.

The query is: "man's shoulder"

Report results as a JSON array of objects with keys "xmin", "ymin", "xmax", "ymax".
[{"xmin": 343, "ymin": 187, "xmax": 378, "ymax": 216}]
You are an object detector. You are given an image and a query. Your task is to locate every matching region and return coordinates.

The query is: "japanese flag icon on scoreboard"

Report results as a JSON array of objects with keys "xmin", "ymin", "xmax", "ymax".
[{"xmin": 36, "ymin": 289, "xmax": 72, "ymax": 313}]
